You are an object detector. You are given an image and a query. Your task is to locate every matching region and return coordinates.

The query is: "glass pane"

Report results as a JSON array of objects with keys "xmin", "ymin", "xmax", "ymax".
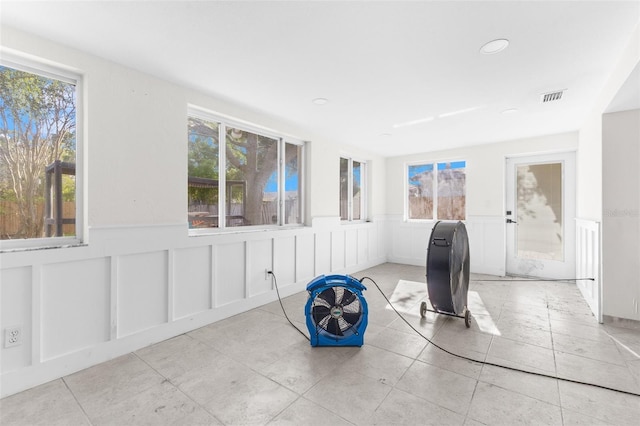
[
  {"xmin": 407, "ymin": 164, "xmax": 434, "ymax": 220},
  {"xmin": 352, "ymin": 161, "xmax": 362, "ymax": 220},
  {"xmin": 0, "ymin": 66, "xmax": 76, "ymax": 239},
  {"xmin": 187, "ymin": 117, "xmax": 219, "ymax": 228},
  {"xmin": 437, "ymin": 161, "xmax": 466, "ymax": 220},
  {"xmin": 340, "ymin": 157, "xmax": 349, "ymax": 220},
  {"xmin": 516, "ymin": 162, "xmax": 563, "ymax": 261},
  {"xmin": 226, "ymin": 127, "xmax": 278, "ymax": 227},
  {"xmin": 284, "ymin": 143, "xmax": 302, "ymax": 225}
]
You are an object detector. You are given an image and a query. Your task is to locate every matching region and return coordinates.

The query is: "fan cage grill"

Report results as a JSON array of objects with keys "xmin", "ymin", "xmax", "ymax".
[{"xmin": 311, "ymin": 286, "xmax": 363, "ymax": 336}]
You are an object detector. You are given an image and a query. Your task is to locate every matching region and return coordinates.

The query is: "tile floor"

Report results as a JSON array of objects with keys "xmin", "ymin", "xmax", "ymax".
[{"xmin": 1, "ymin": 263, "xmax": 640, "ymax": 425}]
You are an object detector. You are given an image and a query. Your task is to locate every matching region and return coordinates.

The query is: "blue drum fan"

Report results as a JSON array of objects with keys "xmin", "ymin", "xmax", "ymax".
[{"xmin": 304, "ymin": 274, "xmax": 368, "ymax": 347}]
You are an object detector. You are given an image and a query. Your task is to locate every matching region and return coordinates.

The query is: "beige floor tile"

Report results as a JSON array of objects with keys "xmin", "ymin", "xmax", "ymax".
[
  {"xmin": 550, "ymin": 317, "xmax": 616, "ymax": 344},
  {"xmin": 467, "ymin": 381, "xmax": 563, "ymax": 425},
  {"xmin": 0, "ymin": 379, "xmax": 89, "ymax": 426},
  {"xmin": 258, "ymin": 342, "xmax": 358, "ymax": 394},
  {"xmin": 136, "ymin": 337, "xmax": 224, "ymax": 381},
  {"xmin": 497, "ymin": 308, "xmax": 551, "ymax": 332},
  {"xmin": 201, "ymin": 372, "xmax": 298, "ymax": 425},
  {"xmin": 558, "ymin": 380, "xmax": 640, "ymax": 426},
  {"xmin": 417, "ymin": 343, "xmax": 484, "ymax": 380},
  {"xmin": 554, "ymin": 351, "xmax": 640, "ymax": 395},
  {"xmin": 561, "ymin": 408, "xmax": 617, "ymax": 426},
  {"xmin": 304, "ymin": 369, "xmax": 392, "ymax": 425},
  {"xmin": 367, "ymin": 388, "xmax": 465, "ymax": 425},
  {"xmin": 88, "ymin": 381, "xmax": 207, "ymax": 426},
  {"xmin": 267, "ymin": 397, "xmax": 353, "ymax": 426},
  {"xmin": 552, "ymin": 332, "xmax": 627, "ymax": 366},
  {"xmin": 367, "ymin": 326, "xmax": 428, "ymax": 359},
  {"xmin": 3, "ymin": 263, "xmax": 639, "ymax": 426},
  {"xmin": 430, "ymin": 326, "xmax": 493, "ymax": 362},
  {"xmin": 63, "ymin": 353, "xmax": 166, "ymax": 418},
  {"xmin": 170, "ymin": 352, "xmax": 256, "ymax": 404},
  {"xmin": 486, "ymin": 336, "xmax": 556, "ymax": 374},
  {"xmin": 395, "ymin": 360, "xmax": 478, "ymax": 415},
  {"xmin": 336, "ymin": 344, "xmax": 414, "ymax": 386},
  {"xmin": 478, "ymin": 364, "xmax": 560, "ymax": 406},
  {"xmin": 493, "ymin": 320, "xmax": 553, "ymax": 349}
]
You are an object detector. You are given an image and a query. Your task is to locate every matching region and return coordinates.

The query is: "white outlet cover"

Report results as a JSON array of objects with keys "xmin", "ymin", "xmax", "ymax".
[{"xmin": 4, "ymin": 326, "xmax": 22, "ymax": 348}]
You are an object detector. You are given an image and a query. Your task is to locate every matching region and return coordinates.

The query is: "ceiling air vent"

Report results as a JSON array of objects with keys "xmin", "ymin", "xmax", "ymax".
[{"xmin": 541, "ymin": 90, "xmax": 566, "ymax": 103}]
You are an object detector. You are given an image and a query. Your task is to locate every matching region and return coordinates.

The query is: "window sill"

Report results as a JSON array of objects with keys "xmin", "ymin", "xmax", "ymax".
[
  {"xmin": 0, "ymin": 240, "xmax": 87, "ymax": 254},
  {"xmin": 188, "ymin": 224, "xmax": 306, "ymax": 237}
]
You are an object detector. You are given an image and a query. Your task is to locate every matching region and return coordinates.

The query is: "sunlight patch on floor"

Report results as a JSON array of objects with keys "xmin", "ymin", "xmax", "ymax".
[
  {"xmin": 385, "ymin": 280, "xmax": 501, "ymax": 336},
  {"xmin": 385, "ymin": 280, "xmax": 428, "ymax": 316},
  {"xmin": 468, "ymin": 290, "xmax": 501, "ymax": 335}
]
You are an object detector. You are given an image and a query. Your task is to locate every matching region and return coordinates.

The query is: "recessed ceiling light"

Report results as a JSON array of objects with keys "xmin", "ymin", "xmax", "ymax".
[
  {"xmin": 312, "ymin": 98, "xmax": 329, "ymax": 105},
  {"xmin": 480, "ymin": 38, "xmax": 510, "ymax": 54},
  {"xmin": 501, "ymin": 108, "xmax": 518, "ymax": 114}
]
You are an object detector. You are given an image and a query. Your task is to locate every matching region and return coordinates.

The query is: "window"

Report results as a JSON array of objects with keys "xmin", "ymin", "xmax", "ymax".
[
  {"xmin": 187, "ymin": 109, "xmax": 304, "ymax": 231},
  {"xmin": 0, "ymin": 60, "xmax": 81, "ymax": 248},
  {"xmin": 340, "ymin": 156, "xmax": 366, "ymax": 222},
  {"xmin": 407, "ymin": 161, "xmax": 466, "ymax": 221}
]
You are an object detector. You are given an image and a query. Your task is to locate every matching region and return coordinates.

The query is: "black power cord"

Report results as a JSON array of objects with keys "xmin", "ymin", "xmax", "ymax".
[
  {"xmin": 358, "ymin": 275, "xmax": 640, "ymax": 398},
  {"xmin": 473, "ymin": 278, "xmax": 595, "ymax": 282},
  {"xmin": 268, "ymin": 271, "xmax": 310, "ymax": 342}
]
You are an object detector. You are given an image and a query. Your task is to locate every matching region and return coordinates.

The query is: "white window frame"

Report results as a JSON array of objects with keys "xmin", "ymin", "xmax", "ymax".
[
  {"xmin": 340, "ymin": 156, "xmax": 367, "ymax": 223},
  {"xmin": 187, "ymin": 106, "xmax": 305, "ymax": 235},
  {"xmin": 281, "ymin": 138, "xmax": 305, "ymax": 226},
  {"xmin": 0, "ymin": 54, "xmax": 84, "ymax": 251},
  {"xmin": 405, "ymin": 159, "xmax": 466, "ymax": 222}
]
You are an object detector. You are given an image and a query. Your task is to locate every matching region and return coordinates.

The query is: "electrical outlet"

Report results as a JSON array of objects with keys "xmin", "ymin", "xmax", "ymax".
[
  {"xmin": 4, "ymin": 326, "xmax": 22, "ymax": 348},
  {"xmin": 264, "ymin": 269, "xmax": 271, "ymax": 280}
]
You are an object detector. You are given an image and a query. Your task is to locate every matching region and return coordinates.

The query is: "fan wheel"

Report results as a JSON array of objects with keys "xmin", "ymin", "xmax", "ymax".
[{"xmin": 420, "ymin": 301, "xmax": 427, "ymax": 318}]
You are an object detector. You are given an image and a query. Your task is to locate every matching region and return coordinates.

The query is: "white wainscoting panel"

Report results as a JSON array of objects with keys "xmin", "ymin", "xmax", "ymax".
[
  {"xmin": 345, "ymin": 228, "xmax": 358, "ymax": 268},
  {"xmin": 315, "ymin": 232, "xmax": 332, "ymax": 275},
  {"xmin": 41, "ymin": 259, "xmax": 111, "ymax": 360},
  {"xmin": 173, "ymin": 246, "xmax": 212, "ymax": 320},
  {"xmin": 465, "ymin": 216, "xmax": 506, "ymax": 276},
  {"xmin": 386, "ymin": 215, "xmax": 505, "ymax": 276},
  {"xmin": 575, "ymin": 218, "xmax": 602, "ymax": 322},
  {"xmin": 117, "ymin": 251, "xmax": 169, "ymax": 337},
  {"xmin": 357, "ymin": 228, "xmax": 369, "ymax": 266},
  {"xmin": 331, "ymin": 230, "xmax": 346, "ymax": 272},
  {"xmin": 273, "ymin": 236, "xmax": 296, "ymax": 289},
  {"xmin": 215, "ymin": 242, "xmax": 246, "ymax": 306},
  {"xmin": 387, "ymin": 217, "xmax": 431, "ymax": 266},
  {"xmin": 0, "ymin": 219, "xmax": 386, "ymax": 398},
  {"xmin": 246, "ymin": 238, "xmax": 274, "ymax": 298},
  {"xmin": 0, "ymin": 267, "xmax": 32, "ymax": 373},
  {"xmin": 295, "ymin": 233, "xmax": 316, "ymax": 283}
]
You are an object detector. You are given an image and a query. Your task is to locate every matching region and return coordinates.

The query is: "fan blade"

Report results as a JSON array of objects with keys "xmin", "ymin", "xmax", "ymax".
[
  {"xmin": 340, "ymin": 289, "xmax": 357, "ymax": 306},
  {"xmin": 342, "ymin": 311, "xmax": 361, "ymax": 327},
  {"xmin": 317, "ymin": 288, "xmax": 336, "ymax": 306},
  {"xmin": 312, "ymin": 305, "xmax": 331, "ymax": 325},
  {"xmin": 326, "ymin": 317, "xmax": 343, "ymax": 336}
]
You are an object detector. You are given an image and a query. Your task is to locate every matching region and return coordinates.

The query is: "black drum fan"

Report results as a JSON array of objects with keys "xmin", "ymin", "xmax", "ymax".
[{"xmin": 420, "ymin": 220, "xmax": 472, "ymax": 327}]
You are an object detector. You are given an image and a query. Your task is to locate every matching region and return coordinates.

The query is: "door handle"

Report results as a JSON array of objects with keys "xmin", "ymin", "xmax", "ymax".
[{"xmin": 506, "ymin": 218, "xmax": 517, "ymax": 224}]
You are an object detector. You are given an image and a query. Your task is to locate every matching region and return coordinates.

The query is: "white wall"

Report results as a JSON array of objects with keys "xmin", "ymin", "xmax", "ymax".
[
  {"xmin": 384, "ymin": 133, "xmax": 578, "ymax": 275},
  {"xmin": 602, "ymin": 109, "xmax": 640, "ymax": 321},
  {"xmin": 577, "ymin": 24, "xmax": 640, "ymax": 322},
  {"xmin": 0, "ymin": 27, "xmax": 387, "ymax": 397}
]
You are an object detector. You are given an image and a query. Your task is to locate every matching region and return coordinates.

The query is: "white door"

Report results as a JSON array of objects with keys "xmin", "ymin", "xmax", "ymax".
[{"xmin": 506, "ymin": 152, "xmax": 576, "ymax": 279}]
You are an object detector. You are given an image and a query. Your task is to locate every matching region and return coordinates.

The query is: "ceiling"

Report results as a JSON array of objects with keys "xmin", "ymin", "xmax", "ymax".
[{"xmin": 1, "ymin": 0, "xmax": 639, "ymax": 157}]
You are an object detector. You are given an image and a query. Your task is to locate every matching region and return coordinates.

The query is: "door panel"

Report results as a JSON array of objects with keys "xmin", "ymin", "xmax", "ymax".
[{"xmin": 506, "ymin": 152, "xmax": 576, "ymax": 278}]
